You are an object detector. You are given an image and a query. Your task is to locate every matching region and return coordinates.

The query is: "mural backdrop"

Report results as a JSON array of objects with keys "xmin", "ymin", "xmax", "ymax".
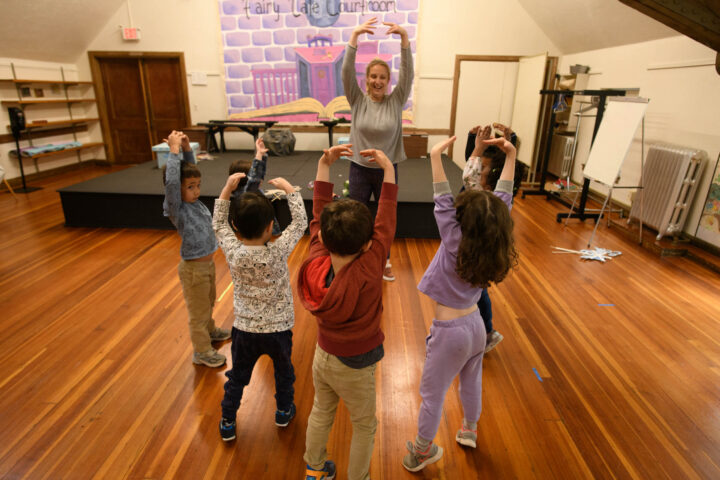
[{"xmin": 218, "ymin": 0, "xmax": 419, "ymax": 122}]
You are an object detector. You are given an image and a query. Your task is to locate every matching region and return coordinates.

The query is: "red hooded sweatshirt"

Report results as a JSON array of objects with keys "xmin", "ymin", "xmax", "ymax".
[{"xmin": 297, "ymin": 180, "xmax": 398, "ymax": 357}]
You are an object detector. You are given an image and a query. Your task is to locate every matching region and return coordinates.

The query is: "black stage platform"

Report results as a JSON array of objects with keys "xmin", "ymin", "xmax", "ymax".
[{"xmin": 58, "ymin": 151, "xmax": 464, "ymax": 238}]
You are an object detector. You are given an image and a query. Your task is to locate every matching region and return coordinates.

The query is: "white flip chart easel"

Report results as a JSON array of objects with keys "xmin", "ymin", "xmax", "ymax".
[{"xmin": 581, "ymin": 97, "xmax": 649, "ymax": 246}]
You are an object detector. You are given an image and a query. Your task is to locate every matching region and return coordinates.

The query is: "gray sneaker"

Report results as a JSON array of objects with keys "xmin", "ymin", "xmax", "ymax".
[
  {"xmin": 192, "ymin": 349, "xmax": 226, "ymax": 367},
  {"xmin": 402, "ymin": 441, "xmax": 443, "ymax": 472},
  {"xmin": 485, "ymin": 330, "xmax": 504, "ymax": 353},
  {"xmin": 455, "ymin": 427, "xmax": 477, "ymax": 448},
  {"xmin": 210, "ymin": 327, "xmax": 231, "ymax": 342}
]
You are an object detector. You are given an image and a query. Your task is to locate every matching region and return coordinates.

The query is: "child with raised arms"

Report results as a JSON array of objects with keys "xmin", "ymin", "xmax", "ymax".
[
  {"xmin": 213, "ymin": 167, "xmax": 307, "ymax": 441},
  {"xmin": 403, "ymin": 135, "xmax": 518, "ymax": 472}
]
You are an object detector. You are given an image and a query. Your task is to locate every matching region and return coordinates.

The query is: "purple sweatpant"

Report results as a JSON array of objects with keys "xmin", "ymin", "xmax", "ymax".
[{"xmin": 417, "ymin": 309, "xmax": 486, "ymax": 441}]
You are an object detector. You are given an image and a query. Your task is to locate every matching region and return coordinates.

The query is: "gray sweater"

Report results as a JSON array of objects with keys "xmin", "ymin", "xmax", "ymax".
[{"xmin": 342, "ymin": 44, "xmax": 414, "ymax": 167}]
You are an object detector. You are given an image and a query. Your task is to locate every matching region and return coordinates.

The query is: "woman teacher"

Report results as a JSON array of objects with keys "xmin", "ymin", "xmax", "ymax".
[{"xmin": 342, "ymin": 16, "xmax": 414, "ymax": 281}]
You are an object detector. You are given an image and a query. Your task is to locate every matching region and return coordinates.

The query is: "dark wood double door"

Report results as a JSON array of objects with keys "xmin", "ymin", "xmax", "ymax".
[{"xmin": 90, "ymin": 52, "xmax": 191, "ymax": 164}]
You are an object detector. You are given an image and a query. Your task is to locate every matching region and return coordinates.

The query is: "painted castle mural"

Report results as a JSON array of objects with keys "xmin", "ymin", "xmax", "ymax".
[{"xmin": 218, "ymin": 0, "xmax": 419, "ymax": 122}]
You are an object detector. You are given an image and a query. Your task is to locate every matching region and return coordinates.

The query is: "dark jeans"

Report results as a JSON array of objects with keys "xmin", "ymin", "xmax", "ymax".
[
  {"xmin": 478, "ymin": 289, "xmax": 492, "ymax": 333},
  {"xmin": 348, "ymin": 161, "xmax": 399, "ymax": 204},
  {"xmin": 221, "ymin": 328, "xmax": 295, "ymax": 420},
  {"xmin": 348, "ymin": 162, "xmax": 398, "ymax": 261}
]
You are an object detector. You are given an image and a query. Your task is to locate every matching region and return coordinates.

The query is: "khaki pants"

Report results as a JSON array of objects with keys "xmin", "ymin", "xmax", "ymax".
[
  {"xmin": 177, "ymin": 259, "xmax": 217, "ymax": 354},
  {"xmin": 304, "ymin": 345, "xmax": 377, "ymax": 480}
]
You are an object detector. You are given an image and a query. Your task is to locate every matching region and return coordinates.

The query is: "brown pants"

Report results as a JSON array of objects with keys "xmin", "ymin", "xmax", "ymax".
[
  {"xmin": 304, "ymin": 345, "xmax": 378, "ymax": 480},
  {"xmin": 177, "ymin": 259, "xmax": 217, "ymax": 353}
]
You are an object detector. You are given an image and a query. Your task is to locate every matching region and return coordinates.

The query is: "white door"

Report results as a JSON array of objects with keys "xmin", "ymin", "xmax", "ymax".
[
  {"xmin": 510, "ymin": 53, "xmax": 548, "ymax": 168},
  {"xmin": 453, "ymin": 60, "xmax": 518, "ymax": 168}
]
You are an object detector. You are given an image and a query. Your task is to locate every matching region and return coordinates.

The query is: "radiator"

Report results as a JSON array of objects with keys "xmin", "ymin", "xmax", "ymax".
[
  {"xmin": 547, "ymin": 133, "xmax": 575, "ymax": 178},
  {"xmin": 629, "ymin": 143, "xmax": 707, "ymax": 240}
]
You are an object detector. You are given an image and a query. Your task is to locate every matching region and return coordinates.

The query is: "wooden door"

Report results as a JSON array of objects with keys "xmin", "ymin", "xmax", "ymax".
[
  {"xmin": 142, "ymin": 58, "xmax": 190, "ymax": 145},
  {"xmin": 97, "ymin": 58, "xmax": 151, "ymax": 164},
  {"xmin": 90, "ymin": 52, "xmax": 190, "ymax": 164}
]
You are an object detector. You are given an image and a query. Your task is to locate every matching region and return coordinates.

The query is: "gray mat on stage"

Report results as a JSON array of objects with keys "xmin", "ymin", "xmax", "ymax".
[{"xmin": 58, "ymin": 150, "xmax": 464, "ymax": 238}]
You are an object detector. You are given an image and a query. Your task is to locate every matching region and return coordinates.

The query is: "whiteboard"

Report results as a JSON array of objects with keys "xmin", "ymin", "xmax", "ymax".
[
  {"xmin": 510, "ymin": 53, "xmax": 547, "ymax": 168},
  {"xmin": 583, "ymin": 99, "xmax": 648, "ymax": 186}
]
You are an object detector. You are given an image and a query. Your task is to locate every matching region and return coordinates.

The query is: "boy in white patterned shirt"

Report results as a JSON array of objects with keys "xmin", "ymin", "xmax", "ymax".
[{"xmin": 212, "ymin": 171, "xmax": 307, "ymax": 441}]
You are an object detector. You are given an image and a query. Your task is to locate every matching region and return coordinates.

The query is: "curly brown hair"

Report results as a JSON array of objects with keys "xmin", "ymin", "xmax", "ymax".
[{"xmin": 454, "ymin": 189, "xmax": 518, "ymax": 288}]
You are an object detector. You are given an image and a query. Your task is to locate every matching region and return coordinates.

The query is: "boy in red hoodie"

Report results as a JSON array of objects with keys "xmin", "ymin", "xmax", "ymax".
[{"xmin": 297, "ymin": 144, "xmax": 398, "ymax": 480}]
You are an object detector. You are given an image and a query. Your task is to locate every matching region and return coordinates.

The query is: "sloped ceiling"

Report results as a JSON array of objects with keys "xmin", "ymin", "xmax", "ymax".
[
  {"xmin": 516, "ymin": 0, "xmax": 680, "ymax": 54},
  {"xmin": 0, "ymin": 0, "xmax": 124, "ymax": 63},
  {"xmin": 0, "ymin": 0, "xmax": 686, "ymax": 63}
]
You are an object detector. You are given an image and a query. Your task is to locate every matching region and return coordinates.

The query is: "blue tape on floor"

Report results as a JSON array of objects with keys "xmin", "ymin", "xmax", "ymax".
[
  {"xmin": 532, "ymin": 367, "xmax": 543, "ymax": 382},
  {"xmin": 598, "ymin": 304, "xmax": 615, "ymax": 306}
]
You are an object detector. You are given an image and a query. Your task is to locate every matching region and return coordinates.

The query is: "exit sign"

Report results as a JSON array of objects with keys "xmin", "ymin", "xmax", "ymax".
[{"xmin": 122, "ymin": 27, "xmax": 140, "ymax": 41}]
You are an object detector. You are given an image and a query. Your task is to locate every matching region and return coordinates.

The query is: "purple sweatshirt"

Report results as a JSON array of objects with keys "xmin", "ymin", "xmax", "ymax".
[{"xmin": 417, "ymin": 179, "xmax": 514, "ymax": 309}]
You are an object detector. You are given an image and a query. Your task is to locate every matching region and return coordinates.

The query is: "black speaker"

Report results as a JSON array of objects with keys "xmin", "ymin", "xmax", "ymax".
[{"xmin": 8, "ymin": 107, "xmax": 26, "ymax": 134}]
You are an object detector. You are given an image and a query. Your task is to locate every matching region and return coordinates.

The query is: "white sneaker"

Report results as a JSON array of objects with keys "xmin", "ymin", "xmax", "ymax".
[
  {"xmin": 455, "ymin": 427, "xmax": 477, "ymax": 448},
  {"xmin": 485, "ymin": 330, "xmax": 504, "ymax": 353},
  {"xmin": 383, "ymin": 261, "xmax": 395, "ymax": 281}
]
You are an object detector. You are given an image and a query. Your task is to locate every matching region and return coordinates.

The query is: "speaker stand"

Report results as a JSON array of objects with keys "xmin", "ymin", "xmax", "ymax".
[{"xmin": 12, "ymin": 132, "xmax": 41, "ymax": 193}]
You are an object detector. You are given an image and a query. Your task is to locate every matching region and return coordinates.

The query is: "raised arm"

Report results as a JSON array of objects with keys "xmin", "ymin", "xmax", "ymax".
[
  {"xmin": 213, "ymin": 172, "xmax": 247, "ymax": 263},
  {"xmin": 267, "ymin": 177, "xmax": 307, "ymax": 256},
  {"xmin": 482, "ymin": 136, "xmax": 516, "ymax": 183},
  {"xmin": 163, "ymin": 130, "xmax": 187, "ymax": 219},
  {"xmin": 343, "ymin": 18, "xmax": 376, "ymax": 105},
  {"xmin": 385, "ymin": 22, "xmax": 413, "ymax": 103},
  {"xmin": 359, "ymin": 149, "xmax": 398, "ymax": 254},
  {"xmin": 244, "ymin": 138, "xmax": 269, "ymax": 193},
  {"xmin": 429, "ymin": 136, "xmax": 456, "ymax": 184},
  {"xmin": 310, "ymin": 144, "xmax": 353, "ymax": 240}
]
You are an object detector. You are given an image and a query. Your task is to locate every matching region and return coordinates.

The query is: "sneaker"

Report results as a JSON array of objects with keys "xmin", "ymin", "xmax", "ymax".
[
  {"xmin": 455, "ymin": 426, "xmax": 477, "ymax": 448},
  {"xmin": 485, "ymin": 330, "xmax": 504, "ymax": 353},
  {"xmin": 305, "ymin": 460, "xmax": 336, "ymax": 479},
  {"xmin": 402, "ymin": 440, "xmax": 443, "ymax": 472},
  {"xmin": 192, "ymin": 349, "xmax": 226, "ymax": 367},
  {"xmin": 383, "ymin": 261, "xmax": 395, "ymax": 281},
  {"xmin": 210, "ymin": 327, "xmax": 231, "ymax": 342},
  {"xmin": 275, "ymin": 403, "xmax": 296, "ymax": 427},
  {"xmin": 219, "ymin": 418, "xmax": 236, "ymax": 442}
]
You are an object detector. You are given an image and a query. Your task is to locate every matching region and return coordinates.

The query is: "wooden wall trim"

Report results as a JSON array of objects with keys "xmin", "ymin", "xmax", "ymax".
[{"xmin": 449, "ymin": 55, "xmax": 523, "ymax": 157}]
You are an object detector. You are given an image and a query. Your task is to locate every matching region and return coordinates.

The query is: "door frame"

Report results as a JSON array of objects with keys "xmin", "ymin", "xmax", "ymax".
[
  {"xmin": 88, "ymin": 51, "xmax": 191, "ymax": 164},
  {"xmin": 448, "ymin": 54, "xmax": 557, "ymax": 174}
]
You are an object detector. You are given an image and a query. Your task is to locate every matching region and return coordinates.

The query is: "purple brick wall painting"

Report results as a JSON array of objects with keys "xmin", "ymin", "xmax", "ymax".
[{"xmin": 219, "ymin": 0, "xmax": 420, "ymax": 122}]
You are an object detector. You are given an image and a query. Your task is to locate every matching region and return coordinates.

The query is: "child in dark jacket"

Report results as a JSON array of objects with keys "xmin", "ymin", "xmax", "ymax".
[{"xmin": 296, "ymin": 144, "xmax": 398, "ymax": 480}]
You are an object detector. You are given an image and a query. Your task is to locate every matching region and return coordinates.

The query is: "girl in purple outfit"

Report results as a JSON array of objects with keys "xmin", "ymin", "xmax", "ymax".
[{"xmin": 402, "ymin": 135, "xmax": 518, "ymax": 473}]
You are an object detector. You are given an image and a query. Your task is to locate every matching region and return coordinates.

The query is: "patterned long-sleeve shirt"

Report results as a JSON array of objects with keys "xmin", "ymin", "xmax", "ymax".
[{"xmin": 213, "ymin": 191, "xmax": 307, "ymax": 333}]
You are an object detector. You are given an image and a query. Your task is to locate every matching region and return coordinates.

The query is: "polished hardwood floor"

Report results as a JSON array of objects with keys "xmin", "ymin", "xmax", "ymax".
[{"xmin": 1, "ymin": 164, "xmax": 719, "ymax": 480}]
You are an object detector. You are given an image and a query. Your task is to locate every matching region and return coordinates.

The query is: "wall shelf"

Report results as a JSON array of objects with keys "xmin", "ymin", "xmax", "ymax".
[
  {"xmin": 1, "ymin": 99, "xmax": 97, "ymax": 106},
  {"xmin": 0, "ymin": 78, "xmax": 93, "ymax": 86},
  {"xmin": 11, "ymin": 142, "xmax": 104, "ymax": 160},
  {"xmin": 5, "ymin": 118, "xmax": 99, "ymax": 131}
]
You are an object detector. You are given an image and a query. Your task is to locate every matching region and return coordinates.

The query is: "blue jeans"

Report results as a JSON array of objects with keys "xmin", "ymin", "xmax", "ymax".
[
  {"xmin": 478, "ymin": 289, "xmax": 492, "ymax": 333},
  {"xmin": 221, "ymin": 328, "xmax": 295, "ymax": 420}
]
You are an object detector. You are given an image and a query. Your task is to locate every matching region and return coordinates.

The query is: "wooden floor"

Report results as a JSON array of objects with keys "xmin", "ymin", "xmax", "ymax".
[{"xmin": 1, "ymin": 164, "xmax": 719, "ymax": 480}]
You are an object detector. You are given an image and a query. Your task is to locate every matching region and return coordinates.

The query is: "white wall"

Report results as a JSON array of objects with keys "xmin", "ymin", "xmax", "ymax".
[
  {"xmin": 559, "ymin": 36, "xmax": 719, "ymax": 236},
  {"xmin": 79, "ymin": 0, "xmax": 562, "ymax": 152},
  {"xmin": 0, "ymin": 58, "xmax": 101, "ymax": 180},
  {"xmin": 415, "ymin": 0, "xmax": 561, "ymax": 147}
]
